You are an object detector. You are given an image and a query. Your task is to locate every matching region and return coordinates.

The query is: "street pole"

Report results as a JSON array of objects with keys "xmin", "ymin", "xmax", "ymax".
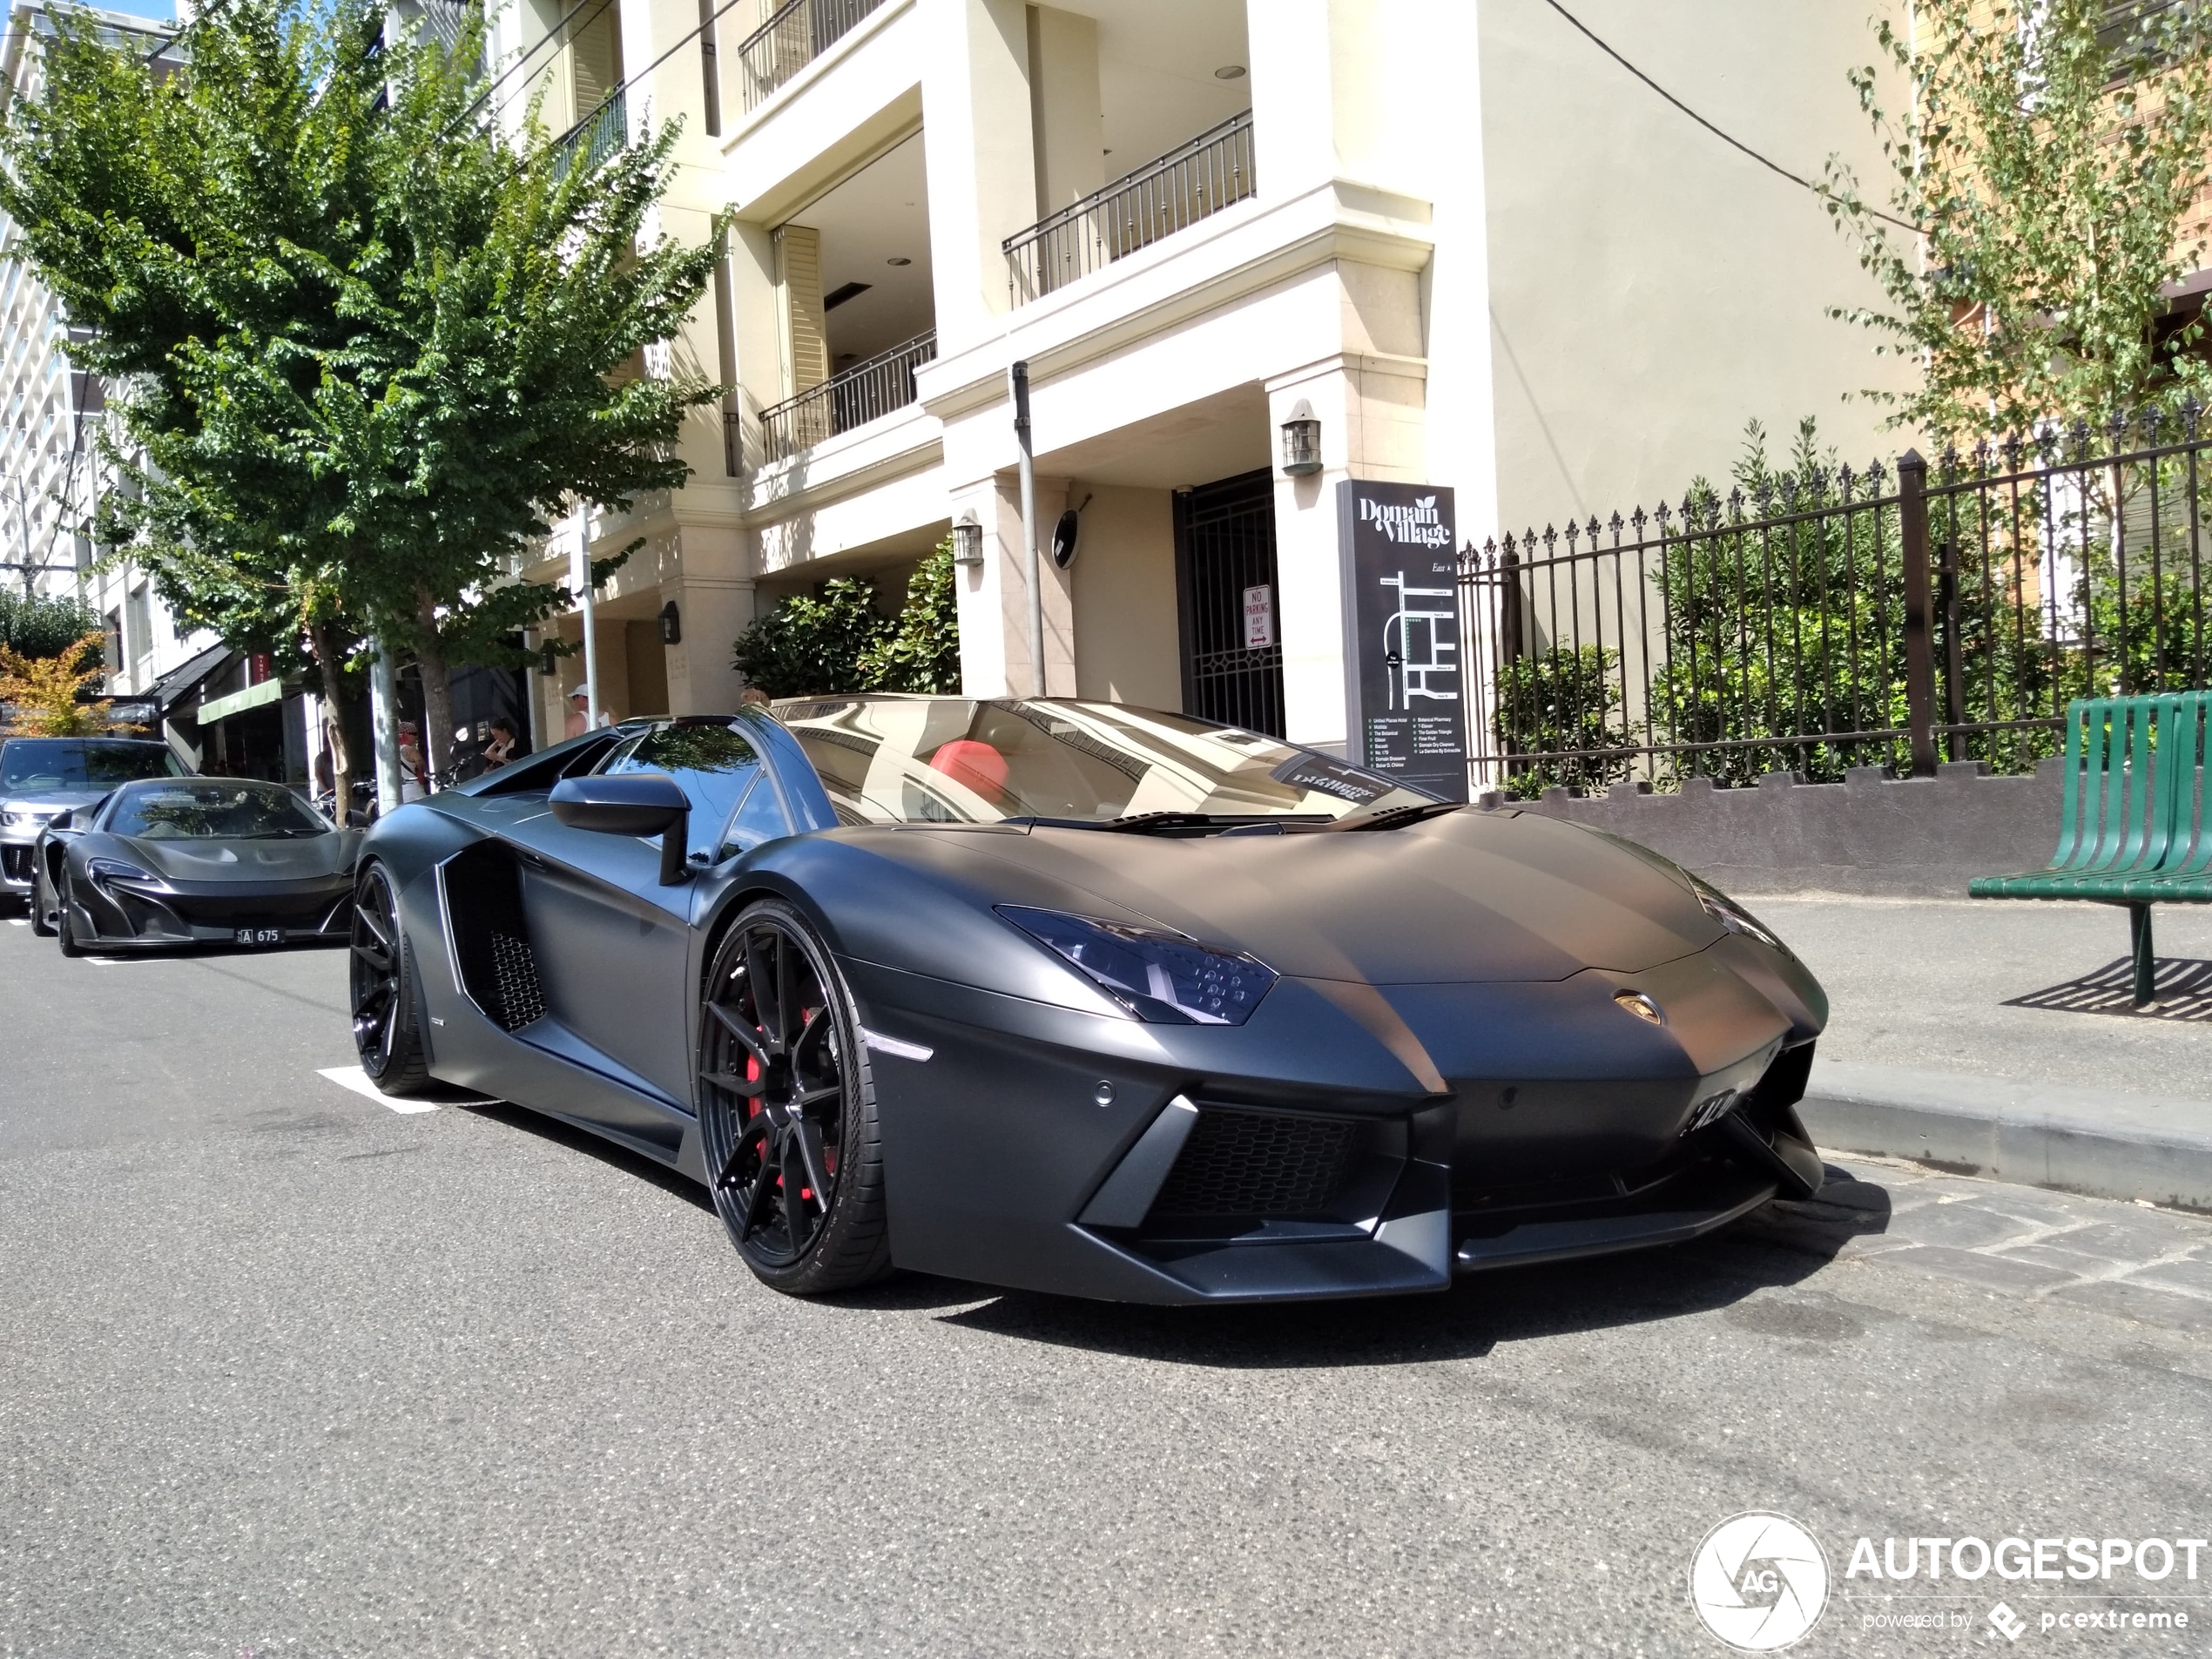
[
  {"xmin": 1010, "ymin": 361, "xmax": 1042, "ymax": 698},
  {"xmin": 572, "ymin": 543, "xmax": 602, "ymax": 727},
  {"xmin": 370, "ymin": 643, "xmax": 403, "ymax": 816}
]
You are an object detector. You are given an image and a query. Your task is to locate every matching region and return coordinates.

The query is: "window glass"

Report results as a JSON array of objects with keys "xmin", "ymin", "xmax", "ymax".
[
  {"xmin": 718, "ymin": 772, "xmax": 792, "ymax": 859},
  {"xmin": 109, "ymin": 780, "xmax": 329, "ymax": 840},
  {"xmin": 1, "ymin": 739, "xmax": 181, "ymax": 791},
  {"xmin": 776, "ymin": 698, "xmax": 1436, "ymax": 825},
  {"xmin": 599, "ymin": 721, "xmax": 761, "ymax": 860}
]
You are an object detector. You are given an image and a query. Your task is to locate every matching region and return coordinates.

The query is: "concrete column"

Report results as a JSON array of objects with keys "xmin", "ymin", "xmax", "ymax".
[
  {"xmin": 664, "ymin": 570, "xmax": 755, "ymax": 713},
  {"xmin": 952, "ymin": 471, "xmax": 1073, "ymax": 697},
  {"xmin": 1027, "ymin": 5, "xmax": 1103, "ymax": 215},
  {"xmin": 921, "ymin": 0, "xmax": 1036, "ymax": 352},
  {"xmin": 1267, "ymin": 353, "xmax": 1428, "ymax": 754}
]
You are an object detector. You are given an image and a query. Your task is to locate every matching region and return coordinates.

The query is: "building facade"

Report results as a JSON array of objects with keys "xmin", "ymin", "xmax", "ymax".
[{"xmin": 502, "ymin": 0, "xmax": 1923, "ymax": 759}]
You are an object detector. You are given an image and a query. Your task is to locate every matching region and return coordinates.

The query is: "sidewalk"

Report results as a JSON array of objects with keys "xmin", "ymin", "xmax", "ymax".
[{"xmin": 1747, "ymin": 894, "xmax": 2212, "ymax": 1211}]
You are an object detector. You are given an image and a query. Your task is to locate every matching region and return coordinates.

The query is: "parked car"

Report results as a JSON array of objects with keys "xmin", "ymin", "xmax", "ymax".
[
  {"xmin": 33, "ymin": 777, "xmax": 360, "ymax": 954},
  {"xmin": 345, "ymin": 697, "xmax": 1828, "ymax": 1305},
  {"xmin": 1, "ymin": 736, "xmax": 186, "ymax": 906}
]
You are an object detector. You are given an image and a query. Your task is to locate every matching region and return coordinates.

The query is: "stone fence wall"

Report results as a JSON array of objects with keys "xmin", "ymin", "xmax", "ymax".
[{"xmin": 1486, "ymin": 759, "xmax": 2067, "ymax": 898}]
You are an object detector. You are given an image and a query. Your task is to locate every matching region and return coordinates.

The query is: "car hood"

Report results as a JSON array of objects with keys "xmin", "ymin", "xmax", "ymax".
[
  {"xmin": 3, "ymin": 787, "xmax": 110, "ymax": 817},
  {"xmin": 112, "ymin": 832, "xmax": 360, "ymax": 883},
  {"xmin": 842, "ymin": 808, "xmax": 1725, "ymax": 984}
]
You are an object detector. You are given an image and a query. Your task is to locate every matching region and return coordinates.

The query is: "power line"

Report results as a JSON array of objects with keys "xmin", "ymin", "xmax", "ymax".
[{"xmin": 1536, "ymin": 0, "xmax": 1921, "ymax": 236}]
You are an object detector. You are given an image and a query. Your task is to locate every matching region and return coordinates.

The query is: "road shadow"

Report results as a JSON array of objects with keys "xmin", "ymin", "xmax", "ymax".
[
  {"xmin": 2003, "ymin": 954, "xmax": 2212, "ymax": 1022},
  {"xmin": 460, "ymin": 1100, "xmax": 715, "ymax": 1214},
  {"xmin": 933, "ymin": 1164, "xmax": 1893, "ymax": 1369}
]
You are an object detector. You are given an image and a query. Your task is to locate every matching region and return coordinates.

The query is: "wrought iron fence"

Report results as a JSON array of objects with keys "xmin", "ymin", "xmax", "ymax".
[
  {"xmin": 733, "ymin": 0, "xmax": 885, "ymax": 111},
  {"xmin": 1004, "ymin": 111, "xmax": 1255, "ymax": 306},
  {"xmin": 550, "ymin": 91, "xmax": 626, "ymax": 179},
  {"xmin": 755, "ymin": 329, "xmax": 935, "ymax": 467},
  {"xmin": 1460, "ymin": 410, "xmax": 2212, "ymax": 795}
]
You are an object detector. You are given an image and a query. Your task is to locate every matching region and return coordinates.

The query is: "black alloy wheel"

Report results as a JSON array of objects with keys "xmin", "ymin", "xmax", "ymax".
[
  {"xmin": 350, "ymin": 863, "xmax": 429, "ymax": 1095},
  {"xmin": 698, "ymin": 897, "xmax": 889, "ymax": 1294}
]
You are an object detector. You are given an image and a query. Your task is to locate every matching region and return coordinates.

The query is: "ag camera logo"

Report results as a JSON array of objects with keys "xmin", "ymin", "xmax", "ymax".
[{"xmin": 1689, "ymin": 1512, "xmax": 1831, "ymax": 1651}]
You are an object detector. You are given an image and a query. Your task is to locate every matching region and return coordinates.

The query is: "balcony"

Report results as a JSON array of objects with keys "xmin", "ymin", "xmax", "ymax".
[
  {"xmin": 551, "ymin": 91, "xmax": 626, "ymax": 178},
  {"xmin": 733, "ymin": 0, "xmax": 887, "ymax": 114},
  {"xmin": 1004, "ymin": 111, "xmax": 1256, "ymax": 306},
  {"xmin": 756, "ymin": 328, "xmax": 935, "ymax": 466}
]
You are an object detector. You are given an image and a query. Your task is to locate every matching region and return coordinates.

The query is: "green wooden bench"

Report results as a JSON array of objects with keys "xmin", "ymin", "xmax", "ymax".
[{"xmin": 1970, "ymin": 692, "xmax": 2211, "ymax": 1006}]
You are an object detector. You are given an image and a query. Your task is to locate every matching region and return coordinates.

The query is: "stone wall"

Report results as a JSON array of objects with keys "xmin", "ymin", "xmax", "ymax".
[{"xmin": 1491, "ymin": 759, "xmax": 2068, "ymax": 898}]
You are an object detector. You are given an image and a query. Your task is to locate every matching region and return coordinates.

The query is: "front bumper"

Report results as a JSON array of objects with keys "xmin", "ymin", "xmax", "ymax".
[
  {"xmin": 67, "ymin": 869, "xmax": 354, "ymax": 949},
  {"xmin": 842, "ymin": 940, "xmax": 1824, "ymax": 1306},
  {"xmin": 1, "ymin": 833, "xmax": 40, "ymax": 894}
]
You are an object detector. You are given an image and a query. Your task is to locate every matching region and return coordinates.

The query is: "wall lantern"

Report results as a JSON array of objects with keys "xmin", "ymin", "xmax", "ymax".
[
  {"xmin": 658, "ymin": 600, "xmax": 682, "ymax": 645},
  {"xmin": 951, "ymin": 510, "xmax": 985, "ymax": 568},
  {"xmin": 1279, "ymin": 401, "xmax": 1322, "ymax": 476}
]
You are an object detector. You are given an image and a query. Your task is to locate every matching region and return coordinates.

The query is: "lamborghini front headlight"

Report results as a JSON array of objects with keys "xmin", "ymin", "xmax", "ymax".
[{"xmin": 996, "ymin": 905, "xmax": 1278, "ymax": 1026}]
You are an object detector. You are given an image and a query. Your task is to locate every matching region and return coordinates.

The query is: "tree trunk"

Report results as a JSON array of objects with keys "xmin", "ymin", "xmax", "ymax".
[
  {"xmin": 415, "ymin": 590, "xmax": 455, "ymax": 791},
  {"xmin": 306, "ymin": 618, "xmax": 354, "ymax": 823}
]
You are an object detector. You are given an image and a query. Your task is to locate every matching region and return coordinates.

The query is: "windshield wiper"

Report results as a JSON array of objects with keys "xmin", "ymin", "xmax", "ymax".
[
  {"xmin": 1318, "ymin": 801, "xmax": 1467, "ymax": 833},
  {"xmin": 1017, "ymin": 812, "xmax": 1333, "ymax": 837}
]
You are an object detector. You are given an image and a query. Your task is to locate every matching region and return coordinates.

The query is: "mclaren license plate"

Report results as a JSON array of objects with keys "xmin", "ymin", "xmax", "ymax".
[{"xmin": 233, "ymin": 927, "xmax": 284, "ymax": 948}]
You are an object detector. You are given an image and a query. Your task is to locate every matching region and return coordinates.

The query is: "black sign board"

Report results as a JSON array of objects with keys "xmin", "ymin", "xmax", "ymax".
[{"xmin": 1337, "ymin": 480, "xmax": 1469, "ymax": 801}]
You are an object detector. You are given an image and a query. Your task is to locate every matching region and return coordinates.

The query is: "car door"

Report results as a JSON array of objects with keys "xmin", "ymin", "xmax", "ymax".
[{"xmin": 504, "ymin": 722, "xmax": 768, "ymax": 1143}]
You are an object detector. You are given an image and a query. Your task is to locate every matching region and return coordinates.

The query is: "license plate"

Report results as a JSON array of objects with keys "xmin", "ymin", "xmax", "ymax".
[{"xmin": 233, "ymin": 927, "xmax": 285, "ymax": 947}]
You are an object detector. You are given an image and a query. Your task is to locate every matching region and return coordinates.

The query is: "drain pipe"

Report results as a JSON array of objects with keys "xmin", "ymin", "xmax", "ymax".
[{"xmin": 1010, "ymin": 360, "xmax": 1043, "ymax": 697}]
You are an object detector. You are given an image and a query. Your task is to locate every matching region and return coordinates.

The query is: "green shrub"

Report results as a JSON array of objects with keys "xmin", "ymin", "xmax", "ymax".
[{"xmin": 732, "ymin": 539, "xmax": 961, "ymax": 698}]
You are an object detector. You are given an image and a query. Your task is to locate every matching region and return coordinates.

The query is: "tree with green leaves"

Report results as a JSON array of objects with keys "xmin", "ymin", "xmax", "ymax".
[
  {"xmin": 0, "ymin": 0, "xmax": 720, "ymax": 803},
  {"xmin": 0, "ymin": 590, "xmax": 100, "ymax": 662},
  {"xmin": 1824, "ymin": 0, "xmax": 2212, "ymax": 442}
]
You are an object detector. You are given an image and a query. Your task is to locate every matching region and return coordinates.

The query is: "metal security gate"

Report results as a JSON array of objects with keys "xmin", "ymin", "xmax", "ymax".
[{"xmin": 1175, "ymin": 469, "xmax": 1285, "ymax": 736}]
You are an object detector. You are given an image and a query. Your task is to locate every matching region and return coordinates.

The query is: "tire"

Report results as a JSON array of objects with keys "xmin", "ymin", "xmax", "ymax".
[
  {"xmin": 697, "ymin": 897, "xmax": 890, "ymax": 1295},
  {"xmin": 54, "ymin": 873, "xmax": 84, "ymax": 957},
  {"xmin": 349, "ymin": 862, "xmax": 431, "ymax": 1096},
  {"xmin": 30, "ymin": 857, "xmax": 55, "ymax": 937}
]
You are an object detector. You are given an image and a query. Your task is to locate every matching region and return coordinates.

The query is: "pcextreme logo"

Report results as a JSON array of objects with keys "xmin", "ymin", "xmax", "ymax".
[{"xmin": 1689, "ymin": 1512, "xmax": 1831, "ymax": 1651}]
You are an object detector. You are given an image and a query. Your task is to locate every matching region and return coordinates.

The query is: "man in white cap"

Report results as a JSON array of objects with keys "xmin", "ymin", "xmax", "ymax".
[{"xmin": 563, "ymin": 684, "xmax": 590, "ymax": 738}]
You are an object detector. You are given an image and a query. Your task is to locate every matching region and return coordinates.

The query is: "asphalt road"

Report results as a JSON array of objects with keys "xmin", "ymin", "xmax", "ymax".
[{"xmin": 3, "ymin": 913, "xmax": 2211, "ymax": 1657}]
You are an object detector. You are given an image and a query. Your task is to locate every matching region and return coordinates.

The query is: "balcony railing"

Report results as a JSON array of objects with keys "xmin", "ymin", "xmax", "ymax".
[
  {"xmin": 1004, "ymin": 111, "xmax": 1255, "ymax": 306},
  {"xmin": 756, "ymin": 328, "xmax": 935, "ymax": 466},
  {"xmin": 734, "ymin": 0, "xmax": 886, "ymax": 113},
  {"xmin": 551, "ymin": 90, "xmax": 626, "ymax": 179}
]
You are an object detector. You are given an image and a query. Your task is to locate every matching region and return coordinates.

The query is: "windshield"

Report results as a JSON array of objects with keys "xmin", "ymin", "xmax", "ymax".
[
  {"xmin": 1, "ymin": 739, "xmax": 184, "ymax": 792},
  {"xmin": 108, "ymin": 781, "xmax": 330, "ymax": 840},
  {"xmin": 774, "ymin": 698, "xmax": 1438, "ymax": 826}
]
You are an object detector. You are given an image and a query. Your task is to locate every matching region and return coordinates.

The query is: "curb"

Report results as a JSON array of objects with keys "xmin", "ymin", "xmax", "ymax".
[{"xmin": 1800, "ymin": 1060, "xmax": 2212, "ymax": 1213}]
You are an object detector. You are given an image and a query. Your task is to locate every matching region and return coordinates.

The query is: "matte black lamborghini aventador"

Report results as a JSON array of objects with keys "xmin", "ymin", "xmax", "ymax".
[{"xmin": 348, "ymin": 697, "xmax": 1828, "ymax": 1305}]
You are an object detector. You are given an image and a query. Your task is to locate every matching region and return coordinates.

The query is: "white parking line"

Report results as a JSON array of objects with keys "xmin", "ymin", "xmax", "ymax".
[
  {"xmin": 6, "ymin": 918, "xmax": 25, "ymax": 927},
  {"xmin": 318, "ymin": 1065, "xmax": 439, "ymax": 1114}
]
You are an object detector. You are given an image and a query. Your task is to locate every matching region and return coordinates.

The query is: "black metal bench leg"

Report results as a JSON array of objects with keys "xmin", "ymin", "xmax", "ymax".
[{"xmin": 2129, "ymin": 903, "xmax": 2156, "ymax": 1008}]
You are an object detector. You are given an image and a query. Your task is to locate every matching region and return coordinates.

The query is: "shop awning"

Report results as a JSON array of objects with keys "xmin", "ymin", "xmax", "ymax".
[
  {"xmin": 197, "ymin": 677, "xmax": 286, "ymax": 724},
  {"xmin": 150, "ymin": 644, "xmax": 233, "ymax": 714}
]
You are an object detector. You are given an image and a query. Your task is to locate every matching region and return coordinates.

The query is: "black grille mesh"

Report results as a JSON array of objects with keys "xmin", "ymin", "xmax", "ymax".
[
  {"xmin": 1148, "ymin": 1108, "xmax": 1359, "ymax": 1218},
  {"xmin": 1, "ymin": 846, "xmax": 30, "ymax": 883},
  {"xmin": 491, "ymin": 930, "xmax": 546, "ymax": 1030}
]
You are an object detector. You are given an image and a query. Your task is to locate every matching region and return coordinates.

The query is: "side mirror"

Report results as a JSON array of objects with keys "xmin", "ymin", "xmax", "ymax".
[
  {"xmin": 550, "ymin": 773, "xmax": 691, "ymax": 885},
  {"xmin": 45, "ymin": 811, "xmax": 73, "ymax": 833}
]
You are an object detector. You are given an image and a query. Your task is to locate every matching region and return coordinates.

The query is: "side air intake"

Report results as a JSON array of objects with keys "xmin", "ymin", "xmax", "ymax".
[{"xmin": 441, "ymin": 843, "xmax": 548, "ymax": 1033}]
